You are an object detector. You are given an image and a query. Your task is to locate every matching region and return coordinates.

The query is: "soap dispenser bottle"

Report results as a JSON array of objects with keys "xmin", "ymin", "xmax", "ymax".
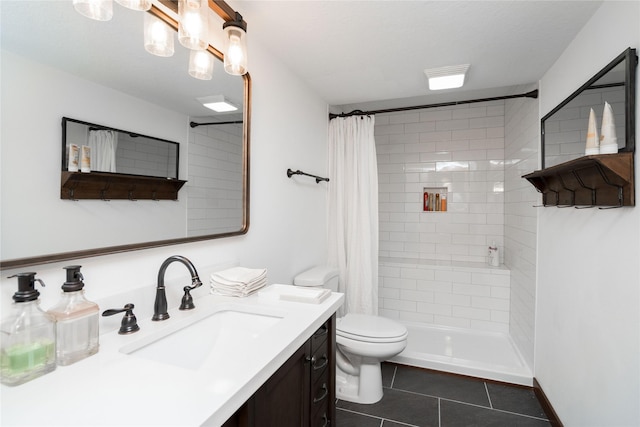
[
  {"xmin": 1, "ymin": 272, "xmax": 56, "ymax": 386},
  {"xmin": 48, "ymin": 265, "xmax": 99, "ymax": 365}
]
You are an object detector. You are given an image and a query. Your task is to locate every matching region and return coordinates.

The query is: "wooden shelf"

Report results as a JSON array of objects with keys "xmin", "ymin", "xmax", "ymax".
[
  {"xmin": 60, "ymin": 171, "xmax": 187, "ymax": 201},
  {"xmin": 522, "ymin": 152, "xmax": 635, "ymax": 207}
]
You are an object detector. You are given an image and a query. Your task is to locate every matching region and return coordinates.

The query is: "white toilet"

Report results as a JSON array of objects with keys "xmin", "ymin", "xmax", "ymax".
[{"xmin": 294, "ymin": 266, "xmax": 408, "ymax": 404}]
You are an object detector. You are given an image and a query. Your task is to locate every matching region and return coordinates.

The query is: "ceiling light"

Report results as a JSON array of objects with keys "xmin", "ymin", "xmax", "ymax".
[
  {"xmin": 73, "ymin": 0, "xmax": 113, "ymax": 21},
  {"xmin": 198, "ymin": 95, "xmax": 238, "ymax": 112},
  {"xmin": 144, "ymin": 13, "xmax": 174, "ymax": 57},
  {"xmin": 115, "ymin": 0, "xmax": 151, "ymax": 11},
  {"xmin": 424, "ymin": 64, "xmax": 470, "ymax": 90},
  {"xmin": 178, "ymin": 0, "xmax": 209, "ymax": 51},
  {"xmin": 223, "ymin": 13, "xmax": 248, "ymax": 76},
  {"xmin": 189, "ymin": 50, "xmax": 214, "ymax": 80}
]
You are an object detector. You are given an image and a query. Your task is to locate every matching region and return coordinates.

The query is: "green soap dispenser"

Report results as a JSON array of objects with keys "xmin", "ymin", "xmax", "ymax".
[
  {"xmin": 48, "ymin": 265, "xmax": 99, "ymax": 366},
  {"xmin": 0, "ymin": 272, "xmax": 56, "ymax": 386}
]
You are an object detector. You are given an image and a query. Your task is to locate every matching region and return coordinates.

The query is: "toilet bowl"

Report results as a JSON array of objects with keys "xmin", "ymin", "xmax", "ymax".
[{"xmin": 294, "ymin": 266, "xmax": 408, "ymax": 404}]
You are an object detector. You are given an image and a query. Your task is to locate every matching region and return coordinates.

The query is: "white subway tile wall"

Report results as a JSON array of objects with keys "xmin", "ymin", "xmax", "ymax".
[
  {"xmin": 187, "ymin": 122, "xmax": 244, "ymax": 236},
  {"xmin": 504, "ymin": 93, "xmax": 540, "ymax": 369},
  {"xmin": 376, "ymin": 101, "xmax": 514, "ymax": 332},
  {"xmin": 379, "ymin": 258, "xmax": 511, "ymax": 333},
  {"xmin": 377, "ymin": 101, "xmax": 506, "ymax": 264},
  {"xmin": 116, "ymin": 135, "xmax": 177, "ymax": 178}
]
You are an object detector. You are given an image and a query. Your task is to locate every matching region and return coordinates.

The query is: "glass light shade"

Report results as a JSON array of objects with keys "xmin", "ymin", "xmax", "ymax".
[
  {"xmin": 189, "ymin": 50, "xmax": 214, "ymax": 80},
  {"xmin": 178, "ymin": 0, "xmax": 208, "ymax": 51},
  {"xmin": 144, "ymin": 13, "xmax": 175, "ymax": 57},
  {"xmin": 73, "ymin": 0, "xmax": 113, "ymax": 21},
  {"xmin": 223, "ymin": 25, "xmax": 248, "ymax": 76},
  {"xmin": 115, "ymin": 0, "xmax": 151, "ymax": 11}
]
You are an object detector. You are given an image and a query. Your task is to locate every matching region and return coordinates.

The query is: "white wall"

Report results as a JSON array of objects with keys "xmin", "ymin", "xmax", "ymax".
[
  {"xmin": 0, "ymin": 32, "xmax": 330, "ymax": 331},
  {"xmin": 536, "ymin": 2, "xmax": 640, "ymax": 426}
]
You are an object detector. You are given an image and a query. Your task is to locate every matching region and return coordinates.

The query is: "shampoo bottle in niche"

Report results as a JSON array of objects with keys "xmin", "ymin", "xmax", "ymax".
[
  {"xmin": 48, "ymin": 265, "xmax": 99, "ymax": 365},
  {"xmin": 488, "ymin": 241, "xmax": 499, "ymax": 267},
  {"xmin": 1, "ymin": 272, "xmax": 56, "ymax": 386}
]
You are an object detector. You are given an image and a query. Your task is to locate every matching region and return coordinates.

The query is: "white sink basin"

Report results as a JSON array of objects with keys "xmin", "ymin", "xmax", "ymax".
[{"xmin": 120, "ymin": 305, "xmax": 283, "ymax": 370}]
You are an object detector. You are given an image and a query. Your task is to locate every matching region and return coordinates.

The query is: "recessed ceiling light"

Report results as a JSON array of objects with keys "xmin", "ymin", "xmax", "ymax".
[
  {"xmin": 197, "ymin": 95, "xmax": 238, "ymax": 112},
  {"xmin": 424, "ymin": 64, "xmax": 470, "ymax": 90}
]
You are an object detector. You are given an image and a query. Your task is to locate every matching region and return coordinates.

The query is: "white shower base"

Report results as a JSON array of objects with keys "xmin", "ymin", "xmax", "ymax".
[{"xmin": 390, "ymin": 322, "xmax": 533, "ymax": 386}]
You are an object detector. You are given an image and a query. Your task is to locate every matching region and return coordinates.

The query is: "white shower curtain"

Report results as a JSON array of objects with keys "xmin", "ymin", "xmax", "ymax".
[
  {"xmin": 88, "ymin": 130, "xmax": 118, "ymax": 172},
  {"xmin": 327, "ymin": 115, "xmax": 378, "ymax": 316}
]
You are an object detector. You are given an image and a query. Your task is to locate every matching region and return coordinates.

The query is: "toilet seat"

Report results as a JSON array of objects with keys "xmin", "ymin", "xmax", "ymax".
[{"xmin": 337, "ymin": 314, "xmax": 408, "ymax": 343}]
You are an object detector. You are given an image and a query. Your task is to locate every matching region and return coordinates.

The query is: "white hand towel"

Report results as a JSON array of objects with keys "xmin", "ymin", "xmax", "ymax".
[
  {"xmin": 585, "ymin": 108, "xmax": 599, "ymax": 155},
  {"xmin": 209, "ymin": 267, "xmax": 268, "ymax": 297},
  {"xmin": 211, "ymin": 267, "xmax": 267, "ymax": 286},
  {"xmin": 599, "ymin": 101, "xmax": 618, "ymax": 154},
  {"xmin": 211, "ymin": 278, "xmax": 267, "ymax": 297}
]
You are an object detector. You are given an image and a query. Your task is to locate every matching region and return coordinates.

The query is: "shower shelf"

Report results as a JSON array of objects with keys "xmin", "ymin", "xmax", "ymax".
[
  {"xmin": 522, "ymin": 152, "xmax": 634, "ymax": 208},
  {"xmin": 60, "ymin": 171, "xmax": 187, "ymax": 201}
]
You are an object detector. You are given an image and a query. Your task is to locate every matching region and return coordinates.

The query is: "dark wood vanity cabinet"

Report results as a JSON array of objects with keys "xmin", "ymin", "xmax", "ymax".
[{"xmin": 223, "ymin": 314, "xmax": 336, "ymax": 427}]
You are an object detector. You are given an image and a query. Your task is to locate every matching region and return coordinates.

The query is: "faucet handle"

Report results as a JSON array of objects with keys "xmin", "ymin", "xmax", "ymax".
[
  {"xmin": 102, "ymin": 303, "xmax": 140, "ymax": 335},
  {"xmin": 179, "ymin": 286, "xmax": 195, "ymax": 311}
]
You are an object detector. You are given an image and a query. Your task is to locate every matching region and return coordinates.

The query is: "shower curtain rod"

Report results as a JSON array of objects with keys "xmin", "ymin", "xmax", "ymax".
[
  {"xmin": 190, "ymin": 120, "xmax": 244, "ymax": 128},
  {"xmin": 329, "ymin": 89, "xmax": 538, "ymax": 119}
]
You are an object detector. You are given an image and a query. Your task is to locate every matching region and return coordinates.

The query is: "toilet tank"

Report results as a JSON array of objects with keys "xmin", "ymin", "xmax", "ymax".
[{"xmin": 294, "ymin": 266, "xmax": 339, "ymax": 292}]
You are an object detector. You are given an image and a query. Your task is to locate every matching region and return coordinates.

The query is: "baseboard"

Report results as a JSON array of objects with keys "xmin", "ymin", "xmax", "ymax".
[{"xmin": 533, "ymin": 377, "xmax": 563, "ymax": 427}]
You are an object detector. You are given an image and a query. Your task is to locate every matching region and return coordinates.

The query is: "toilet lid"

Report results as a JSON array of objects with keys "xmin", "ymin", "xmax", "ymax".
[{"xmin": 337, "ymin": 314, "xmax": 408, "ymax": 341}]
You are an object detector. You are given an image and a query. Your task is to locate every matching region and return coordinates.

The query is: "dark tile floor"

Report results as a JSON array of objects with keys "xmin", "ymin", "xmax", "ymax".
[{"xmin": 336, "ymin": 363, "xmax": 551, "ymax": 427}]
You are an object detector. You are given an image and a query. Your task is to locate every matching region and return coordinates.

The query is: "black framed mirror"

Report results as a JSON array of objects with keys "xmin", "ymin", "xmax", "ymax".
[
  {"xmin": 541, "ymin": 47, "xmax": 637, "ymax": 169},
  {"xmin": 62, "ymin": 117, "xmax": 180, "ymax": 179}
]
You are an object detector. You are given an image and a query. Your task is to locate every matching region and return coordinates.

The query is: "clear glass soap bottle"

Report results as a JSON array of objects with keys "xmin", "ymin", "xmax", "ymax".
[
  {"xmin": 1, "ymin": 272, "xmax": 56, "ymax": 386},
  {"xmin": 47, "ymin": 266, "xmax": 99, "ymax": 366}
]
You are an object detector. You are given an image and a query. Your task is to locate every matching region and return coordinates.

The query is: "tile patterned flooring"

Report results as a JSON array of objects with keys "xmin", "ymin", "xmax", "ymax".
[{"xmin": 336, "ymin": 363, "xmax": 552, "ymax": 427}]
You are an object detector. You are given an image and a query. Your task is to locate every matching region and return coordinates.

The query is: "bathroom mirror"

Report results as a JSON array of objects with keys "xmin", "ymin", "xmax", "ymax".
[
  {"xmin": 541, "ymin": 47, "xmax": 636, "ymax": 169},
  {"xmin": 0, "ymin": 1, "xmax": 250, "ymax": 268}
]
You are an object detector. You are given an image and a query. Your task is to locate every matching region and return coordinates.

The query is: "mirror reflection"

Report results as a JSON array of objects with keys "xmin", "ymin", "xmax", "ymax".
[
  {"xmin": 542, "ymin": 49, "xmax": 633, "ymax": 168},
  {"xmin": 0, "ymin": 1, "xmax": 249, "ymax": 268},
  {"xmin": 63, "ymin": 117, "xmax": 180, "ymax": 178}
]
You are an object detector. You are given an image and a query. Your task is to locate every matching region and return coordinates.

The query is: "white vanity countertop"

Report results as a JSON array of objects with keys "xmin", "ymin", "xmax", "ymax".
[{"xmin": 1, "ymin": 289, "xmax": 344, "ymax": 426}]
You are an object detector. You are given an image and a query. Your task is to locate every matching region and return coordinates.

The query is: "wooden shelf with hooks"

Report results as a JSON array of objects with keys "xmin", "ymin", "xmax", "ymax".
[
  {"xmin": 60, "ymin": 171, "xmax": 187, "ymax": 201},
  {"xmin": 522, "ymin": 152, "xmax": 635, "ymax": 208}
]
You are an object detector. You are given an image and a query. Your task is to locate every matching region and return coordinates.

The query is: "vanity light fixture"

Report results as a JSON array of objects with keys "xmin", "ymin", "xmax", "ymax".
[
  {"xmin": 74, "ymin": 0, "xmax": 249, "ymax": 78},
  {"xmin": 73, "ymin": 0, "xmax": 113, "ymax": 21},
  {"xmin": 115, "ymin": 0, "xmax": 151, "ymax": 11},
  {"xmin": 178, "ymin": 0, "xmax": 209, "ymax": 51},
  {"xmin": 197, "ymin": 95, "xmax": 238, "ymax": 112},
  {"xmin": 424, "ymin": 64, "xmax": 470, "ymax": 90},
  {"xmin": 189, "ymin": 50, "xmax": 214, "ymax": 80},
  {"xmin": 223, "ymin": 12, "xmax": 248, "ymax": 76},
  {"xmin": 144, "ymin": 13, "xmax": 175, "ymax": 57}
]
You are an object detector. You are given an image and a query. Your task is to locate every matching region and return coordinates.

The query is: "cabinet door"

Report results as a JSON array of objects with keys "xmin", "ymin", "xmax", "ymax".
[{"xmin": 252, "ymin": 344, "xmax": 310, "ymax": 426}]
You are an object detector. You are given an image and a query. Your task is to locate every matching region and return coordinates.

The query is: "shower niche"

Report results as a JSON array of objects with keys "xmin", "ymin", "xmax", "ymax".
[{"xmin": 423, "ymin": 187, "xmax": 448, "ymax": 212}]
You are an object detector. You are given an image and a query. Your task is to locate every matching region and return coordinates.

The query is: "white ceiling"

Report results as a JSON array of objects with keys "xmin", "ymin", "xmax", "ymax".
[
  {"xmin": 233, "ymin": 0, "xmax": 604, "ymax": 111},
  {"xmin": 1, "ymin": 1, "xmax": 604, "ymax": 116}
]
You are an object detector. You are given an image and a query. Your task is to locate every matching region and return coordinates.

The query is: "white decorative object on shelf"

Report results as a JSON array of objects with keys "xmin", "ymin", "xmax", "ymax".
[
  {"xmin": 599, "ymin": 101, "xmax": 619, "ymax": 154},
  {"xmin": 585, "ymin": 108, "xmax": 600, "ymax": 155}
]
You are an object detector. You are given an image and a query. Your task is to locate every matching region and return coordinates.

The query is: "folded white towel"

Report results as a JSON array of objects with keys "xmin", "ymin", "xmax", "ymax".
[
  {"xmin": 211, "ymin": 267, "xmax": 267, "ymax": 286},
  {"xmin": 211, "ymin": 280, "xmax": 267, "ymax": 297},
  {"xmin": 210, "ymin": 267, "xmax": 268, "ymax": 297}
]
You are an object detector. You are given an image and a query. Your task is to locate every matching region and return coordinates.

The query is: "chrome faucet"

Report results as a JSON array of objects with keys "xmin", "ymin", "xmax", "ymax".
[{"xmin": 152, "ymin": 255, "xmax": 203, "ymax": 321}]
